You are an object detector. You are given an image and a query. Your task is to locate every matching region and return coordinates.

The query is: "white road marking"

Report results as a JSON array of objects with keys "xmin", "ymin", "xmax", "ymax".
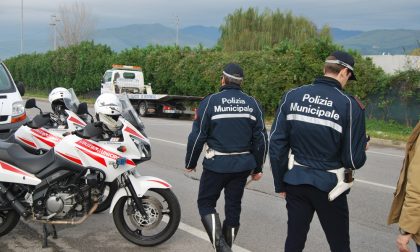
[
  {"xmin": 150, "ymin": 137, "xmax": 187, "ymax": 146},
  {"xmin": 366, "ymin": 150, "xmax": 404, "ymax": 158},
  {"xmin": 355, "ymin": 179, "xmax": 396, "ymax": 190},
  {"xmin": 178, "ymin": 222, "xmax": 251, "ymax": 252},
  {"xmin": 150, "ymin": 137, "xmax": 400, "ymax": 191},
  {"xmin": 146, "ymin": 123, "xmax": 192, "ymax": 126}
]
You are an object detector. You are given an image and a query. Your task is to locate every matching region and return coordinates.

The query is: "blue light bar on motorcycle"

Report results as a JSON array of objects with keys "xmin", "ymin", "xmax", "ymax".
[{"xmin": 116, "ymin": 157, "xmax": 127, "ymax": 165}]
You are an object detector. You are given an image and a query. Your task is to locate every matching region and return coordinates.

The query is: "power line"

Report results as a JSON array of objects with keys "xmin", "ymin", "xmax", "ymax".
[
  {"xmin": 20, "ymin": 0, "xmax": 23, "ymax": 54},
  {"xmin": 49, "ymin": 15, "xmax": 60, "ymax": 50},
  {"xmin": 176, "ymin": 16, "xmax": 179, "ymax": 46}
]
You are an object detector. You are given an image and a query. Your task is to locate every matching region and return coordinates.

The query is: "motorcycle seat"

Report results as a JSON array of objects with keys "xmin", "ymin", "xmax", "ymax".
[{"xmin": 0, "ymin": 141, "xmax": 55, "ymax": 174}]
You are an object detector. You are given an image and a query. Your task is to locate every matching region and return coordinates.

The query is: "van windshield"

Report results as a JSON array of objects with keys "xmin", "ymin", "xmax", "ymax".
[{"xmin": 0, "ymin": 63, "xmax": 16, "ymax": 93}]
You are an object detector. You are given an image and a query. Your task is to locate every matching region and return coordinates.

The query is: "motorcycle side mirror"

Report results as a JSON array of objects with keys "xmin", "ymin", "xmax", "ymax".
[
  {"xmin": 25, "ymin": 98, "xmax": 43, "ymax": 114},
  {"xmin": 25, "ymin": 98, "xmax": 36, "ymax": 109},
  {"xmin": 77, "ymin": 102, "xmax": 88, "ymax": 115}
]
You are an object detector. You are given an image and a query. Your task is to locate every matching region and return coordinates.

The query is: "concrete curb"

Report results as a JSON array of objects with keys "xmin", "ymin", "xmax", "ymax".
[{"xmin": 369, "ymin": 138, "xmax": 406, "ymax": 149}]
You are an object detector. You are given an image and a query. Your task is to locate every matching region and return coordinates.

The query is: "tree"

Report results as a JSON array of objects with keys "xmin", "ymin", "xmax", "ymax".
[
  {"xmin": 57, "ymin": 1, "xmax": 95, "ymax": 47},
  {"xmin": 409, "ymin": 48, "xmax": 420, "ymax": 56},
  {"xmin": 218, "ymin": 8, "xmax": 332, "ymax": 51}
]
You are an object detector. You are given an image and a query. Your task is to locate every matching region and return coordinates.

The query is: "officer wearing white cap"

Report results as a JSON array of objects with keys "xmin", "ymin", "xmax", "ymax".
[
  {"xmin": 269, "ymin": 51, "xmax": 369, "ymax": 251},
  {"xmin": 185, "ymin": 63, "xmax": 268, "ymax": 252}
]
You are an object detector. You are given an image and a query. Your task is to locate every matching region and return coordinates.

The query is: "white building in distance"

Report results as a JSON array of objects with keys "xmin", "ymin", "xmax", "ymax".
[{"xmin": 364, "ymin": 55, "xmax": 420, "ymax": 74}]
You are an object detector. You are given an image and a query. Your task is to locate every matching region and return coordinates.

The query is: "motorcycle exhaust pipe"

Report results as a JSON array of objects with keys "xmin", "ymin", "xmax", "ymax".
[
  {"xmin": 0, "ymin": 183, "xmax": 29, "ymax": 218},
  {"xmin": 35, "ymin": 200, "xmax": 98, "ymax": 225}
]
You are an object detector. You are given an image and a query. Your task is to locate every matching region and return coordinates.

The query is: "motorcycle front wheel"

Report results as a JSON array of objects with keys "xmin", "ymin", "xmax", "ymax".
[{"xmin": 113, "ymin": 188, "xmax": 181, "ymax": 246}]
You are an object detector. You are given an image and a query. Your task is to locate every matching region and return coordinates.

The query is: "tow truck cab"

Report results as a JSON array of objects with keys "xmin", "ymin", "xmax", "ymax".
[{"xmin": 100, "ymin": 64, "xmax": 201, "ymax": 118}]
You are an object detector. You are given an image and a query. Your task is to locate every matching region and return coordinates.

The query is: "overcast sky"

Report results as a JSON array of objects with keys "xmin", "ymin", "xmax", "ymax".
[{"xmin": 1, "ymin": 0, "xmax": 420, "ymax": 33}]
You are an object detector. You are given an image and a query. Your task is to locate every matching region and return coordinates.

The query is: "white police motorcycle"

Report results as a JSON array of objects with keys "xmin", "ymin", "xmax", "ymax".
[{"xmin": 0, "ymin": 94, "xmax": 181, "ymax": 247}]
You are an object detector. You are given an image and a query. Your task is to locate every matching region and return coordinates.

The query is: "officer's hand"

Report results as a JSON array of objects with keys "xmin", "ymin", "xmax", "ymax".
[
  {"xmin": 366, "ymin": 135, "xmax": 371, "ymax": 151},
  {"xmin": 185, "ymin": 168, "xmax": 196, "ymax": 173},
  {"xmin": 279, "ymin": 192, "xmax": 286, "ymax": 199},
  {"xmin": 251, "ymin": 172, "xmax": 263, "ymax": 181},
  {"xmin": 396, "ymin": 234, "xmax": 411, "ymax": 252}
]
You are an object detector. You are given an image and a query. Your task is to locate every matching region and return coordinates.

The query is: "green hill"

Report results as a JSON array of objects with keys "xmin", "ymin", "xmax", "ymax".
[
  {"xmin": 93, "ymin": 24, "xmax": 219, "ymax": 51},
  {"xmin": 337, "ymin": 29, "xmax": 420, "ymax": 55},
  {"xmin": 2, "ymin": 25, "xmax": 420, "ymax": 59}
]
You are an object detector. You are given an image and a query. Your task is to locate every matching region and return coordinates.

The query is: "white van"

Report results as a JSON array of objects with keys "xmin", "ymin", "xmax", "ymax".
[{"xmin": 0, "ymin": 61, "xmax": 26, "ymax": 138}]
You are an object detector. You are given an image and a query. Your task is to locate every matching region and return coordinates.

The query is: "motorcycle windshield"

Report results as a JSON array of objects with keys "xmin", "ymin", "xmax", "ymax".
[
  {"xmin": 118, "ymin": 93, "xmax": 145, "ymax": 131},
  {"xmin": 63, "ymin": 88, "xmax": 81, "ymax": 113}
]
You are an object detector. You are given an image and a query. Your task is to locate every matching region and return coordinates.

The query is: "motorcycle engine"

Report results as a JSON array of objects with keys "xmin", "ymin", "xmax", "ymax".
[
  {"xmin": 33, "ymin": 183, "xmax": 91, "ymax": 220},
  {"xmin": 32, "ymin": 169, "xmax": 104, "ymax": 220},
  {"xmin": 45, "ymin": 192, "xmax": 82, "ymax": 218}
]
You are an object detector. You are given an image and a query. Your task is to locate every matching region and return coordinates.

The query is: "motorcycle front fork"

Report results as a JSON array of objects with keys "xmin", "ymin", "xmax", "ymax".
[{"xmin": 122, "ymin": 173, "xmax": 147, "ymax": 217}]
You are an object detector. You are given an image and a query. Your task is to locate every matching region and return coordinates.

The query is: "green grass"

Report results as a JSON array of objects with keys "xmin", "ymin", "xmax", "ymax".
[
  {"xmin": 265, "ymin": 118, "xmax": 414, "ymax": 142},
  {"xmin": 366, "ymin": 119, "xmax": 414, "ymax": 142},
  {"xmin": 23, "ymin": 90, "xmax": 48, "ymax": 99}
]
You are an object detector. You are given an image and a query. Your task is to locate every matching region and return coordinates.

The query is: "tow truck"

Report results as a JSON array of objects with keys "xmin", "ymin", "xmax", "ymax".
[{"xmin": 100, "ymin": 64, "xmax": 202, "ymax": 117}]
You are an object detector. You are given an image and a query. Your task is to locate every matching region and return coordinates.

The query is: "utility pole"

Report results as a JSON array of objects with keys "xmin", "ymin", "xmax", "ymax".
[
  {"xmin": 20, "ymin": 0, "xmax": 23, "ymax": 54},
  {"xmin": 49, "ymin": 15, "xmax": 60, "ymax": 50},
  {"xmin": 176, "ymin": 16, "xmax": 179, "ymax": 46}
]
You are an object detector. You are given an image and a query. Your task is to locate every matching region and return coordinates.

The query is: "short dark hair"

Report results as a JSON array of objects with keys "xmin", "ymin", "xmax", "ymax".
[
  {"xmin": 324, "ymin": 55, "xmax": 345, "ymax": 75},
  {"xmin": 223, "ymin": 74, "xmax": 243, "ymax": 85}
]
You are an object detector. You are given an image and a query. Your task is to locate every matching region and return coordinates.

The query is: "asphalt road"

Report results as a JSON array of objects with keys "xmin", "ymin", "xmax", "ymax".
[{"xmin": 0, "ymin": 100, "xmax": 415, "ymax": 252}]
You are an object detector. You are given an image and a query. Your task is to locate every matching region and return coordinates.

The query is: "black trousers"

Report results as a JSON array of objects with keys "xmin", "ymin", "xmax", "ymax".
[
  {"xmin": 285, "ymin": 184, "xmax": 350, "ymax": 252},
  {"xmin": 197, "ymin": 168, "xmax": 250, "ymax": 227}
]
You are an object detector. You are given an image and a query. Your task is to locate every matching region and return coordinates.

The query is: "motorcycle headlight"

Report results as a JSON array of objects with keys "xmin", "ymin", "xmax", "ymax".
[
  {"xmin": 12, "ymin": 101, "xmax": 25, "ymax": 116},
  {"xmin": 130, "ymin": 136, "xmax": 151, "ymax": 161}
]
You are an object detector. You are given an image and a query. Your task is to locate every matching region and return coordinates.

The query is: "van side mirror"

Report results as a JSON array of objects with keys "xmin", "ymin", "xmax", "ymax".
[
  {"xmin": 76, "ymin": 102, "xmax": 88, "ymax": 115},
  {"xmin": 25, "ymin": 98, "xmax": 37, "ymax": 109},
  {"xmin": 17, "ymin": 82, "xmax": 25, "ymax": 96}
]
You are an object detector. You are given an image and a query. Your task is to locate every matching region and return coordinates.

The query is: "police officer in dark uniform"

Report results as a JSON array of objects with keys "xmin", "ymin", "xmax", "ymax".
[
  {"xmin": 269, "ymin": 51, "xmax": 369, "ymax": 252},
  {"xmin": 185, "ymin": 63, "xmax": 268, "ymax": 252}
]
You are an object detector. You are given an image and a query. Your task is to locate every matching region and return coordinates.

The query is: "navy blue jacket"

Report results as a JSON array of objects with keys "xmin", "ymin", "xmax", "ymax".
[
  {"xmin": 269, "ymin": 76, "xmax": 368, "ymax": 193},
  {"xmin": 185, "ymin": 84, "xmax": 268, "ymax": 173}
]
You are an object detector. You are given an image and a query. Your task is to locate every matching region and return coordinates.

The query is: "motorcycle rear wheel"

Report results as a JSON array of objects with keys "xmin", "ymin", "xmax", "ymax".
[
  {"xmin": 113, "ymin": 188, "xmax": 181, "ymax": 246},
  {"xmin": 0, "ymin": 209, "xmax": 20, "ymax": 237}
]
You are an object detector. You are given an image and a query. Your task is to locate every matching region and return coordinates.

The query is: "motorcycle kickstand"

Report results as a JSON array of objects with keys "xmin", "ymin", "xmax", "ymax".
[
  {"xmin": 42, "ymin": 224, "xmax": 58, "ymax": 248},
  {"xmin": 51, "ymin": 224, "xmax": 58, "ymax": 239}
]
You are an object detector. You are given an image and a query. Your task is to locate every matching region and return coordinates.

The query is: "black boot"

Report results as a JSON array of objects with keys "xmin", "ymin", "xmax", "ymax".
[
  {"xmin": 223, "ymin": 223, "xmax": 239, "ymax": 248},
  {"xmin": 201, "ymin": 213, "xmax": 232, "ymax": 252}
]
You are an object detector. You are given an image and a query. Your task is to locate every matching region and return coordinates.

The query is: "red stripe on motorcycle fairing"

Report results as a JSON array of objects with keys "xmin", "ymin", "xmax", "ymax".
[
  {"xmin": 31, "ymin": 128, "xmax": 62, "ymax": 142},
  {"xmin": 76, "ymin": 139, "xmax": 120, "ymax": 160},
  {"xmin": 124, "ymin": 126, "xmax": 144, "ymax": 139},
  {"xmin": 0, "ymin": 161, "xmax": 33, "ymax": 177},
  {"xmin": 126, "ymin": 159, "xmax": 135, "ymax": 166},
  {"xmin": 76, "ymin": 147, "xmax": 107, "ymax": 167},
  {"xmin": 147, "ymin": 179, "xmax": 170, "ymax": 188},
  {"xmin": 76, "ymin": 139, "xmax": 135, "ymax": 166},
  {"xmin": 57, "ymin": 151, "xmax": 83, "ymax": 165},
  {"xmin": 33, "ymin": 135, "xmax": 55, "ymax": 147},
  {"xmin": 68, "ymin": 116, "xmax": 86, "ymax": 126},
  {"xmin": 17, "ymin": 137, "xmax": 37, "ymax": 148}
]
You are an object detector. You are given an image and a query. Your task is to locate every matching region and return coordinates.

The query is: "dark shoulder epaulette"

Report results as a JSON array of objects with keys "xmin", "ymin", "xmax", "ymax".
[{"xmin": 350, "ymin": 95, "xmax": 365, "ymax": 110}]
